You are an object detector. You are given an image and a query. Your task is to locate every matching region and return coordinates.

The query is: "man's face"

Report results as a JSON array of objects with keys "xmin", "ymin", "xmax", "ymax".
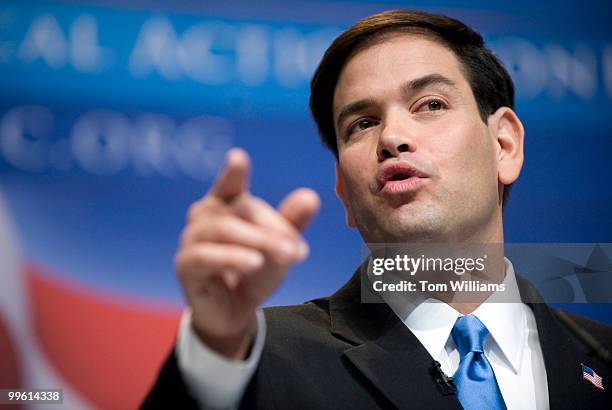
[{"xmin": 333, "ymin": 34, "xmax": 502, "ymax": 243}]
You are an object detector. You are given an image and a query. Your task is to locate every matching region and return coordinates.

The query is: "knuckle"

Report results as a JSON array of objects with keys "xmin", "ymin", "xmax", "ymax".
[
  {"xmin": 195, "ymin": 197, "xmax": 236, "ymax": 226},
  {"xmin": 218, "ymin": 250, "xmax": 238, "ymax": 267},
  {"xmin": 186, "ymin": 201, "xmax": 203, "ymax": 222},
  {"xmin": 249, "ymin": 195, "xmax": 268, "ymax": 209},
  {"xmin": 182, "ymin": 215, "xmax": 229, "ymax": 246},
  {"xmin": 180, "ymin": 223, "xmax": 204, "ymax": 248},
  {"xmin": 230, "ymin": 193, "xmax": 250, "ymax": 213},
  {"xmin": 178, "ymin": 225, "xmax": 192, "ymax": 247},
  {"xmin": 215, "ymin": 217, "xmax": 239, "ymax": 239},
  {"xmin": 178, "ymin": 246, "xmax": 211, "ymax": 272},
  {"xmin": 195, "ymin": 218, "xmax": 229, "ymax": 244},
  {"xmin": 277, "ymin": 227, "xmax": 300, "ymax": 243},
  {"xmin": 174, "ymin": 251, "xmax": 190, "ymax": 281},
  {"xmin": 173, "ymin": 252, "xmax": 182, "ymax": 271},
  {"xmin": 187, "ymin": 196, "xmax": 220, "ymax": 222},
  {"xmin": 193, "ymin": 246, "xmax": 212, "ymax": 265}
]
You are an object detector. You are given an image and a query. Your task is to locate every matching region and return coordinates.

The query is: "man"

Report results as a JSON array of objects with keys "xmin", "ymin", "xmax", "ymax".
[{"xmin": 143, "ymin": 9, "xmax": 612, "ymax": 409}]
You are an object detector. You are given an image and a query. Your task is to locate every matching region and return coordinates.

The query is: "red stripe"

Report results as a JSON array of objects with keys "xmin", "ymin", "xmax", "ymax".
[
  {"xmin": 584, "ymin": 374, "xmax": 604, "ymax": 390},
  {"xmin": 26, "ymin": 264, "xmax": 182, "ymax": 410}
]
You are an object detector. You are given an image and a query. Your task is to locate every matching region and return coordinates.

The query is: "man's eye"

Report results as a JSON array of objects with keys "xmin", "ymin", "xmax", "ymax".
[
  {"xmin": 348, "ymin": 118, "xmax": 377, "ymax": 135},
  {"xmin": 428, "ymin": 100, "xmax": 443, "ymax": 110},
  {"xmin": 357, "ymin": 119, "xmax": 374, "ymax": 130},
  {"xmin": 417, "ymin": 99, "xmax": 447, "ymax": 112}
]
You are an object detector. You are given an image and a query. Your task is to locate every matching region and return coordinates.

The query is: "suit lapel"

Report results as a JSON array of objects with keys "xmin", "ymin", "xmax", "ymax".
[
  {"xmin": 328, "ymin": 268, "xmax": 462, "ymax": 410},
  {"xmin": 530, "ymin": 302, "xmax": 611, "ymax": 408},
  {"xmin": 518, "ymin": 276, "xmax": 612, "ymax": 409},
  {"xmin": 328, "ymin": 270, "xmax": 611, "ymax": 409}
]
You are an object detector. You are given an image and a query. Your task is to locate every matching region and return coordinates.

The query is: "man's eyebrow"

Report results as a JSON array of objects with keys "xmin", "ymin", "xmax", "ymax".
[
  {"xmin": 335, "ymin": 74, "xmax": 460, "ymax": 129},
  {"xmin": 402, "ymin": 73, "xmax": 460, "ymax": 96}
]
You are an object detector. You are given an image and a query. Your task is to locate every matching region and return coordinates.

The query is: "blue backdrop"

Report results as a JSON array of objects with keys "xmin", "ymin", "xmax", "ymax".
[{"xmin": 1, "ymin": 0, "xmax": 611, "ymax": 321}]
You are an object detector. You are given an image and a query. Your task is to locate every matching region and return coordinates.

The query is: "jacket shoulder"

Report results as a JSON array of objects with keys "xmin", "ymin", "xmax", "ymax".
[
  {"xmin": 262, "ymin": 298, "xmax": 332, "ymax": 338},
  {"xmin": 551, "ymin": 308, "xmax": 612, "ymax": 350}
]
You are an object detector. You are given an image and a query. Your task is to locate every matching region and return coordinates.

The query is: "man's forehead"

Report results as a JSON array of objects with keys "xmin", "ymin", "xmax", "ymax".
[{"xmin": 333, "ymin": 34, "xmax": 467, "ymax": 108}]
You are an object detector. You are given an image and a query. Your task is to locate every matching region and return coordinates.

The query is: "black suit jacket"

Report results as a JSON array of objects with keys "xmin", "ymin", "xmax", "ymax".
[{"xmin": 143, "ymin": 270, "xmax": 612, "ymax": 409}]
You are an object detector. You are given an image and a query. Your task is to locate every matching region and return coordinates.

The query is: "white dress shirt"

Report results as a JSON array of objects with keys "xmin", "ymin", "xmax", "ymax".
[
  {"xmin": 177, "ymin": 258, "xmax": 549, "ymax": 409},
  {"xmin": 177, "ymin": 309, "xmax": 266, "ymax": 409},
  {"xmin": 384, "ymin": 258, "xmax": 549, "ymax": 410}
]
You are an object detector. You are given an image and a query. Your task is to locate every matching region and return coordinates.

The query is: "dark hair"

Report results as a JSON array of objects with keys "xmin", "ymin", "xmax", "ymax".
[{"xmin": 309, "ymin": 9, "xmax": 516, "ymax": 205}]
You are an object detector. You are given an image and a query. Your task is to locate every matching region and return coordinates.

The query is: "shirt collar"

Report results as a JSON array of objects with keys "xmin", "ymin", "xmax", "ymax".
[
  {"xmin": 471, "ymin": 260, "xmax": 526, "ymax": 373},
  {"xmin": 403, "ymin": 298, "xmax": 460, "ymax": 363},
  {"xmin": 382, "ymin": 257, "xmax": 526, "ymax": 373}
]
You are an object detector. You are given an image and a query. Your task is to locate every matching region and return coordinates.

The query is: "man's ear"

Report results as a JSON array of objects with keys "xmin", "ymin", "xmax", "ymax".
[
  {"xmin": 335, "ymin": 162, "xmax": 356, "ymax": 228},
  {"xmin": 489, "ymin": 107, "xmax": 524, "ymax": 186}
]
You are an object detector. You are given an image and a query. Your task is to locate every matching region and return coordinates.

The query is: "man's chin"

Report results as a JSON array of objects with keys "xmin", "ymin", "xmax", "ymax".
[{"xmin": 373, "ymin": 218, "xmax": 447, "ymax": 243}]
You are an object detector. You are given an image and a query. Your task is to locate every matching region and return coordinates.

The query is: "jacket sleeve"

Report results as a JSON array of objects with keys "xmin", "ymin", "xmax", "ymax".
[{"xmin": 140, "ymin": 348, "xmax": 200, "ymax": 410}]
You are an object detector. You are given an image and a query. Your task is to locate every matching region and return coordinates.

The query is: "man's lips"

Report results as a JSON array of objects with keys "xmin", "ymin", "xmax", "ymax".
[{"xmin": 377, "ymin": 162, "xmax": 429, "ymax": 194}]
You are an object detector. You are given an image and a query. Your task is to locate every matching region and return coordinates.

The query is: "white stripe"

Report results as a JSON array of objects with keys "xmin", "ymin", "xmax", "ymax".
[
  {"xmin": 0, "ymin": 190, "xmax": 94, "ymax": 410},
  {"xmin": 584, "ymin": 373, "xmax": 604, "ymax": 389}
]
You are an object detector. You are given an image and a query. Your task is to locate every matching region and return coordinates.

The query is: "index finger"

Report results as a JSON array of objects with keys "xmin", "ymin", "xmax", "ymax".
[{"xmin": 210, "ymin": 148, "xmax": 251, "ymax": 202}]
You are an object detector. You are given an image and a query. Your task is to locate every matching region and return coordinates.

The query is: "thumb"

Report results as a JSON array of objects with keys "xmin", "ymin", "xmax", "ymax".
[{"xmin": 278, "ymin": 188, "xmax": 320, "ymax": 231}]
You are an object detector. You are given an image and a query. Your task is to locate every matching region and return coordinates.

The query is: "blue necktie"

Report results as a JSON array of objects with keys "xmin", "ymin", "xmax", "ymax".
[{"xmin": 451, "ymin": 315, "xmax": 507, "ymax": 410}]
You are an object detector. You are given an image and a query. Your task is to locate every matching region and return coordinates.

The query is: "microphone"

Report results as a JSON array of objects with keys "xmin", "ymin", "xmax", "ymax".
[{"xmin": 431, "ymin": 361, "xmax": 455, "ymax": 395}]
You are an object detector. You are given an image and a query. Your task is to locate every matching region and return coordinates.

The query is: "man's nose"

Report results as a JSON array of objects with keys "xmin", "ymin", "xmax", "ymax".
[{"xmin": 376, "ymin": 112, "xmax": 416, "ymax": 161}]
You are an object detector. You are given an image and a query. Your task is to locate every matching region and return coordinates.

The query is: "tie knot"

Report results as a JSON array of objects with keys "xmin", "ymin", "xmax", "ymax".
[{"xmin": 451, "ymin": 315, "xmax": 488, "ymax": 356}]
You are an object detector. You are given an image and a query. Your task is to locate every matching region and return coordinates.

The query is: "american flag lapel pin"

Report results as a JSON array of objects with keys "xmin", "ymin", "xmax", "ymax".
[{"xmin": 581, "ymin": 363, "xmax": 604, "ymax": 390}]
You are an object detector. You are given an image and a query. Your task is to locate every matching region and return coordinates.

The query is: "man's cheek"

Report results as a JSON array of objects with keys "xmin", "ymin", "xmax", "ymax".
[{"xmin": 345, "ymin": 173, "xmax": 366, "ymax": 193}]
